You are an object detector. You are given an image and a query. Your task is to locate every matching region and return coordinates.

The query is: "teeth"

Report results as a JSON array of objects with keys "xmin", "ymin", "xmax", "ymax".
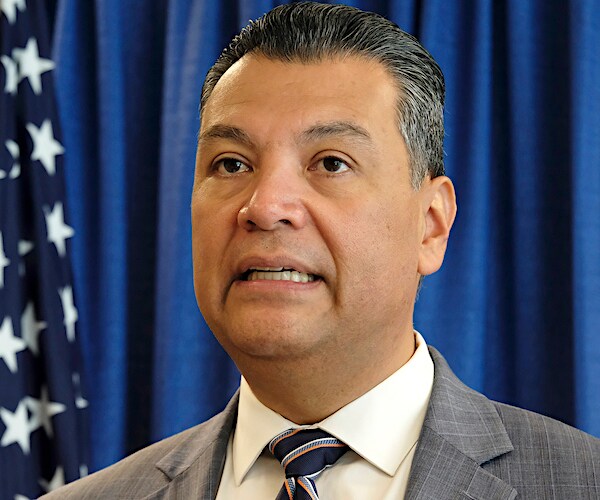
[
  {"xmin": 247, "ymin": 270, "xmax": 315, "ymax": 282},
  {"xmin": 252, "ymin": 266, "xmax": 284, "ymax": 271}
]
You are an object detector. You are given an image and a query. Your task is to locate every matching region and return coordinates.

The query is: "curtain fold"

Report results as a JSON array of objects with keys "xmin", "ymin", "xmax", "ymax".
[
  {"xmin": 570, "ymin": 0, "xmax": 600, "ymax": 434},
  {"xmin": 51, "ymin": 0, "xmax": 600, "ymax": 471}
]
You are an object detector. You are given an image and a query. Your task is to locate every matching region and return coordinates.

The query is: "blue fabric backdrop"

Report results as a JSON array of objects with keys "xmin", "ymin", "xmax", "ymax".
[{"xmin": 51, "ymin": 0, "xmax": 600, "ymax": 472}]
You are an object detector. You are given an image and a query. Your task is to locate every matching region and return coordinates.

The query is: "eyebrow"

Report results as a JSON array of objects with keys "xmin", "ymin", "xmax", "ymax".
[
  {"xmin": 198, "ymin": 120, "xmax": 375, "ymax": 150},
  {"xmin": 299, "ymin": 121, "xmax": 374, "ymax": 148},
  {"xmin": 198, "ymin": 125, "xmax": 255, "ymax": 148}
]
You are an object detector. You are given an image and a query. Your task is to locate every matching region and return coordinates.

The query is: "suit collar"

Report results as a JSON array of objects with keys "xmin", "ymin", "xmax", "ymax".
[
  {"xmin": 423, "ymin": 348, "xmax": 513, "ymax": 463},
  {"xmin": 148, "ymin": 392, "xmax": 239, "ymax": 499},
  {"xmin": 405, "ymin": 347, "xmax": 516, "ymax": 500}
]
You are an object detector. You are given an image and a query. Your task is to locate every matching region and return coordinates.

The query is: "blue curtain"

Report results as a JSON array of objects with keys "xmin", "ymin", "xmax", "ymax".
[{"xmin": 51, "ymin": 0, "xmax": 600, "ymax": 472}]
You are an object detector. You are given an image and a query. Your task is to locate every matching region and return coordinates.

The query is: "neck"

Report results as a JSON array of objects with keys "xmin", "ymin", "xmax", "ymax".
[{"xmin": 238, "ymin": 329, "xmax": 416, "ymax": 424}]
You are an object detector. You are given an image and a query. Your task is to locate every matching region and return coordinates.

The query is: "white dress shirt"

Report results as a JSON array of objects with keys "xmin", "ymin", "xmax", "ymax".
[{"xmin": 215, "ymin": 331, "xmax": 434, "ymax": 499}]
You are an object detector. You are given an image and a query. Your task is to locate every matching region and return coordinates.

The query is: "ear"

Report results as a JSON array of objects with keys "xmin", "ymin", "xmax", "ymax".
[{"xmin": 417, "ymin": 176, "xmax": 457, "ymax": 276}]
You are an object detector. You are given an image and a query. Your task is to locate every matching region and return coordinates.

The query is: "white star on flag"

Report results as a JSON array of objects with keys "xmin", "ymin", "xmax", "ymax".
[
  {"xmin": 25, "ymin": 119, "xmax": 64, "ymax": 175},
  {"xmin": 5, "ymin": 139, "xmax": 21, "ymax": 179},
  {"xmin": 0, "ymin": 316, "xmax": 26, "ymax": 373},
  {"xmin": 73, "ymin": 373, "xmax": 89, "ymax": 409},
  {"xmin": 21, "ymin": 302, "xmax": 47, "ymax": 356},
  {"xmin": 18, "ymin": 240, "xmax": 33, "ymax": 256},
  {"xmin": 39, "ymin": 465, "xmax": 65, "ymax": 493},
  {"xmin": 59, "ymin": 286, "xmax": 78, "ymax": 342},
  {"xmin": 0, "ymin": 400, "xmax": 31, "ymax": 454},
  {"xmin": 44, "ymin": 202, "xmax": 74, "ymax": 257},
  {"xmin": 1, "ymin": 55, "xmax": 18, "ymax": 95},
  {"xmin": 24, "ymin": 387, "xmax": 67, "ymax": 438},
  {"xmin": 12, "ymin": 37, "xmax": 55, "ymax": 95},
  {"xmin": 0, "ymin": 0, "xmax": 26, "ymax": 25},
  {"xmin": 0, "ymin": 231, "xmax": 10, "ymax": 288},
  {"xmin": 0, "ymin": 140, "xmax": 19, "ymax": 180},
  {"xmin": 18, "ymin": 239, "xmax": 33, "ymax": 276}
]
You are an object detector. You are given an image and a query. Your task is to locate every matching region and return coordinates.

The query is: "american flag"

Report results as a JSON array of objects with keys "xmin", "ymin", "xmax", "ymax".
[{"xmin": 0, "ymin": 1, "xmax": 89, "ymax": 498}]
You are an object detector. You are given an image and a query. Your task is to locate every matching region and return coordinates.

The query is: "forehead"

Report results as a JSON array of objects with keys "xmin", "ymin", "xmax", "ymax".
[{"xmin": 200, "ymin": 54, "xmax": 400, "ymax": 138}]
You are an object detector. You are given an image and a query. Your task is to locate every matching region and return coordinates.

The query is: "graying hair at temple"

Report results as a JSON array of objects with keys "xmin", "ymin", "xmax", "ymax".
[{"xmin": 200, "ymin": 1, "xmax": 446, "ymax": 189}]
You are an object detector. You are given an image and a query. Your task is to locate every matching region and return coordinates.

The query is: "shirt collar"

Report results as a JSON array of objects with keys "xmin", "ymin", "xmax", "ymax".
[
  {"xmin": 232, "ymin": 378, "xmax": 297, "ymax": 485},
  {"xmin": 232, "ymin": 331, "xmax": 434, "ymax": 483}
]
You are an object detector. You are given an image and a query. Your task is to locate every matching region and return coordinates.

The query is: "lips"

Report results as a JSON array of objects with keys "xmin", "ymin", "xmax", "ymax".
[{"xmin": 243, "ymin": 267, "xmax": 317, "ymax": 282}]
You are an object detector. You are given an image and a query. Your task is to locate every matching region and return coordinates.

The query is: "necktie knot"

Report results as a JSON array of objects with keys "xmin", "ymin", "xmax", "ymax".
[{"xmin": 269, "ymin": 428, "xmax": 348, "ymax": 499}]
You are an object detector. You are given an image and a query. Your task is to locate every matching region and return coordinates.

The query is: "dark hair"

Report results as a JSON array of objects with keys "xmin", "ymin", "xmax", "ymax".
[{"xmin": 201, "ymin": 2, "xmax": 446, "ymax": 188}]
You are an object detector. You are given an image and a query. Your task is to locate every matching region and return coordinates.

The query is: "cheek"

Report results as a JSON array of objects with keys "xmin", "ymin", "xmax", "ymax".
[
  {"xmin": 192, "ymin": 192, "xmax": 233, "ymax": 262},
  {"xmin": 333, "ymin": 201, "xmax": 420, "ymax": 299},
  {"xmin": 191, "ymin": 198, "xmax": 234, "ymax": 304},
  {"xmin": 191, "ymin": 202, "xmax": 212, "ymax": 272}
]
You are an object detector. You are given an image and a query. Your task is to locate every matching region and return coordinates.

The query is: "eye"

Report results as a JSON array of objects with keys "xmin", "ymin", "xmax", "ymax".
[
  {"xmin": 214, "ymin": 158, "xmax": 251, "ymax": 175},
  {"xmin": 317, "ymin": 156, "xmax": 351, "ymax": 174}
]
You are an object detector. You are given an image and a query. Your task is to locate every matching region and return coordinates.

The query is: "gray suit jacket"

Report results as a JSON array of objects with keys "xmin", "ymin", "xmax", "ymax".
[{"xmin": 43, "ymin": 348, "xmax": 600, "ymax": 499}]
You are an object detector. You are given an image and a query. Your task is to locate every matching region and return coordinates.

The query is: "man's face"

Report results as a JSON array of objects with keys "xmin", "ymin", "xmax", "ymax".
[{"xmin": 192, "ymin": 54, "xmax": 448, "ymax": 371}]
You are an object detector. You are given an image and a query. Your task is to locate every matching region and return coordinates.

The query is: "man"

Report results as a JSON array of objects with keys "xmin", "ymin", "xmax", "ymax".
[{"xmin": 45, "ymin": 3, "xmax": 599, "ymax": 499}]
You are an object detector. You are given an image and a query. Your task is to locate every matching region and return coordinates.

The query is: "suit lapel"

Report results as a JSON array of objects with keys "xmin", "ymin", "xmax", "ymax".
[
  {"xmin": 145, "ymin": 392, "xmax": 239, "ymax": 499},
  {"xmin": 406, "ymin": 348, "xmax": 517, "ymax": 500},
  {"xmin": 406, "ymin": 427, "xmax": 516, "ymax": 500}
]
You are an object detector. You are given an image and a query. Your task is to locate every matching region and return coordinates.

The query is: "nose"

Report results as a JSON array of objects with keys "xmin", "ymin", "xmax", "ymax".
[{"xmin": 237, "ymin": 167, "xmax": 308, "ymax": 231}]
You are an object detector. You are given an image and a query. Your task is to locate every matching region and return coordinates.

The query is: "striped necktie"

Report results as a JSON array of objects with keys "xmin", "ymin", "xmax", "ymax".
[{"xmin": 268, "ymin": 428, "xmax": 349, "ymax": 499}]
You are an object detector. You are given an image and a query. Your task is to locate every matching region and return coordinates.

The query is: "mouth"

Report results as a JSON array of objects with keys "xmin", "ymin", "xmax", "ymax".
[{"xmin": 240, "ymin": 266, "xmax": 319, "ymax": 283}]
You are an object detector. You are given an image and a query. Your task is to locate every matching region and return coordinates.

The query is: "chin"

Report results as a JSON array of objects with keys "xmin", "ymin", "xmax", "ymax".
[{"xmin": 216, "ymin": 318, "xmax": 325, "ymax": 361}]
